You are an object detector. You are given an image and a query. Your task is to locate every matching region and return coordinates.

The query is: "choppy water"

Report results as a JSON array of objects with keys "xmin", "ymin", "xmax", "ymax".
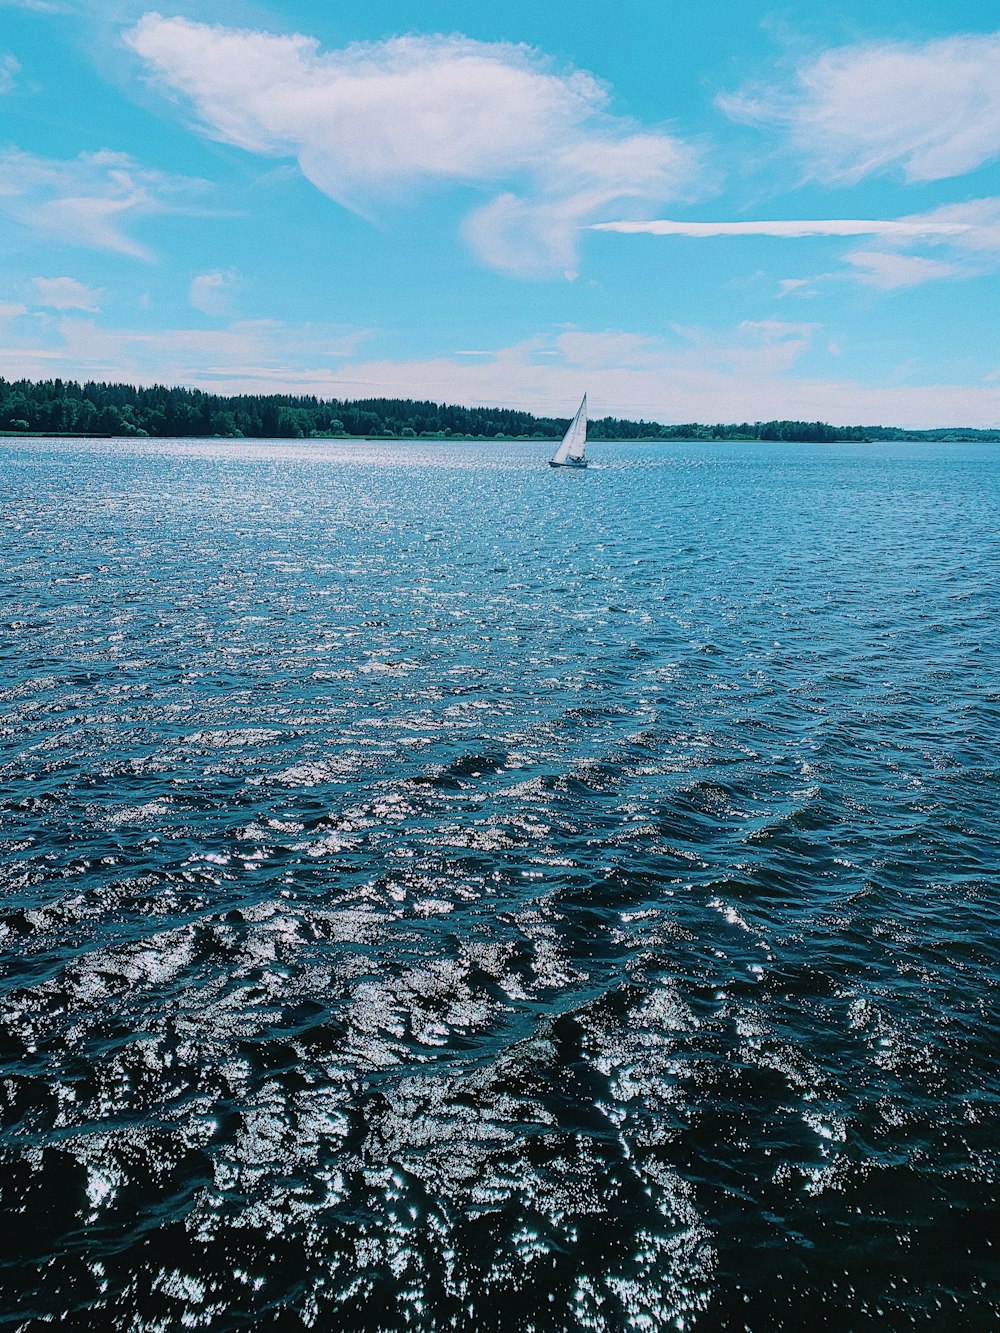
[{"xmin": 1, "ymin": 434, "xmax": 998, "ymax": 1330}]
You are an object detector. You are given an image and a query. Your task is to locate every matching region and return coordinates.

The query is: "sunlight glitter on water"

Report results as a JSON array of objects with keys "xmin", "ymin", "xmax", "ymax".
[{"xmin": 1, "ymin": 435, "xmax": 999, "ymax": 1329}]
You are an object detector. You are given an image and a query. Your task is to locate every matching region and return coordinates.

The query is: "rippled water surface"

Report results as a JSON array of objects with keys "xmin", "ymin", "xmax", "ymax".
[{"xmin": 2, "ymin": 435, "xmax": 999, "ymax": 1329}]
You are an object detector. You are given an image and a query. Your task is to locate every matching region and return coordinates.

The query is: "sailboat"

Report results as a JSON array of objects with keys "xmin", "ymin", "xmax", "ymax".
[{"xmin": 548, "ymin": 394, "xmax": 588, "ymax": 468}]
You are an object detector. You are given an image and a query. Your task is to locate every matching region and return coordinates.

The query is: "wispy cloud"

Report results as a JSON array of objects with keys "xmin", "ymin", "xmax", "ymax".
[
  {"xmin": 592, "ymin": 218, "xmax": 970, "ymax": 238},
  {"xmin": 0, "ymin": 300, "xmax": 28, "ymax": 319},
  {"xmin": 844, "ymin": 251, "xmax": 963, "ymax": 290},
  {"xmin": 595, "ymin": 205, "xmax": 1000, "ymax": 292},
  {"xmin": 0, "ymin": 314, "xmax": 373, "ymax": 387},
  {"xmin": 911, "ymin": 197, "xmax": 1000, "ymax": 258},
  {"xmin": 0, "ymin": 0, "xmax": 69, "ymax": 10},
  {"xmin": 0, "ymin": 147, "xmax": 209, "ymax": 258},
  {"xmin": 124, "ymin": 15, "xmax": 700, "ymax": 276},
  {"xmin": 783, "ymin": 201, "xmax": 1000, "ymax": 292},
  {"xmin": 718, "ymin": 30, "xmax": 1000, "ymax": 184},
  {"xmin": 33, "ymin": 275, "xmax": 105, "ymax": 310},
  {"xmin": 0, "ymin": 52, "xmax": 19, "ymax": 93}
]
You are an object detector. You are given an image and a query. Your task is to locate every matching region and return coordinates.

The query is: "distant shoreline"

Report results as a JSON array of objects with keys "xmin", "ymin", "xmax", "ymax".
[
  {"xmin": 2, "ymin": 375, "xmax": 999, "ymax": 443},
  {"xmin": 5, "ymin": 431, "xmax": 998, "ymax": 444}
]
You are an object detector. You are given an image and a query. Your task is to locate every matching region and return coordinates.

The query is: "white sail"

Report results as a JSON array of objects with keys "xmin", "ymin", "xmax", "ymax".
[{"xmin": 550, "ymin": 394, "xmax": 588, "ymax": 466}]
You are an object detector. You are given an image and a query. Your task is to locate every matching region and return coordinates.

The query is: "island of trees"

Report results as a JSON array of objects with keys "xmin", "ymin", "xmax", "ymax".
[{"xmin": 2, "ymin": 375, "xmax": 998, "ymax": 443}]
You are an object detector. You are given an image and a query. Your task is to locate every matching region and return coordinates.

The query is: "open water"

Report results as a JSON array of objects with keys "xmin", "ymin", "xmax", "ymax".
[{"xmin": 1, "ymin": 434, "xmax": 998, "ymax": 1330}]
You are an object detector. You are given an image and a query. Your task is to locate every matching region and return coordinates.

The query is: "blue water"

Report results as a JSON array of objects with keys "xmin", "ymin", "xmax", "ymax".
[{"xmin": 1, "ymin": 435, "xmax": 998, "ymax": 1329}]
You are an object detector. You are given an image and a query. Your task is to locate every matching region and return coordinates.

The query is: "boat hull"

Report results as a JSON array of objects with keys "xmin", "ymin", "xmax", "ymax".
[{"xmin": 548, "ymin": 459, "xmax": 588, "ymax": 468}]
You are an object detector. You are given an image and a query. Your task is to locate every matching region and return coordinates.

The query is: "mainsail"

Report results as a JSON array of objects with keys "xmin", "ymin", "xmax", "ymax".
[{"xmin": 549, "ymin": 395, "xmax": 588, "ymax": 467}]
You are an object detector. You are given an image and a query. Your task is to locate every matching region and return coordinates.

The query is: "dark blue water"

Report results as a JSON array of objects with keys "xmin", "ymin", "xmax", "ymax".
[{"xmin": 1, "ymin": 435, "xmax": 998, "ymax": 1329}]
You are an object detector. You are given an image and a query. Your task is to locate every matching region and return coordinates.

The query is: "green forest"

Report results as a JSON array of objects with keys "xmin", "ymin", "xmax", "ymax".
[{"xmin": 2, "ymin": 375, "xmax": 998, "ymax": 443}]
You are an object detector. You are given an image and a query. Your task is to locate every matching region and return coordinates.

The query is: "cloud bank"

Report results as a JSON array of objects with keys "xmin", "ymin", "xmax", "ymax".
[
  {"xmin": 124, "ymin": 14, "xmax": 699, "ymax": 275},
  {"xmin": 3, "ymin": 312, "xmax": 999, "ymax": 427}
]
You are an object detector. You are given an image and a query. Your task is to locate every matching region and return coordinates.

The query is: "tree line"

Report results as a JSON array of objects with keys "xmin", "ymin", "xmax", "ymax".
[{"xmin": 2, "ymin": 376, "xmax": 998, "ymax": 443}]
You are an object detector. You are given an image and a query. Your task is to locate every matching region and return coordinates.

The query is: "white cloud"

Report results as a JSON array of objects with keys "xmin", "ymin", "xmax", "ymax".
[
  {"xmin": 0, "ymin": 300, "xmax": 28, "ymax": 319},
  {"xmin": 596, "ymin": 201, "xmax": 1000, "ymax": 292},
  {"xmin": 0, "ymin": 52, "xmax": 19, "ymax": 94},
  {"xmin": 592, "ymin": 218, "xmax": 970, "ymax": 238},
  {"xmin": 124, "ymin": 15, "xmax": 699, "ymax": 275},
  {"xmin": 0, "ymin": 147, "xmax": 208, "ymax": 258},
  {"xmin": 545, "ymin": 322, "xmax": 817, "ymax": 383},
  {"xmin": 0, "ymin": 1, "xmax": 68, "ymax": 10},
  {"xmin": 719, "ymin": 30, "xmax": 1000, "ymax": 184},
  {"xmin": 33, "ymin": 275, "xmax": 105, "ymax": 310},
  {"xmin": 844, "ymin": 250, "xmax": 962, "ymax": 290},
  {"xmin": 777, "ymin": 277, "xmax": 825, "ymax": 298},
  {"xmin": 554, "ymin": 329, "xmax": 668, "ymax": 370},
  {"xmin": 189, "ymin": 267, "xmax": 241, "ymax": 316},
  {"xmin": 817, "ymin": 199, "xmax": 1000, "ymax": 289},
  {"xmin": 907, "ymin": 197, "xmax": 1000, "ymax": 257}
]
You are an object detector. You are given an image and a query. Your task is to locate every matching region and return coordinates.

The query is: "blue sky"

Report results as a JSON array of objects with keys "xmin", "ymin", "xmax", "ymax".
[{"xmin": 2, "ymin": 0, "xmax": 999, "ymax": 426}]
